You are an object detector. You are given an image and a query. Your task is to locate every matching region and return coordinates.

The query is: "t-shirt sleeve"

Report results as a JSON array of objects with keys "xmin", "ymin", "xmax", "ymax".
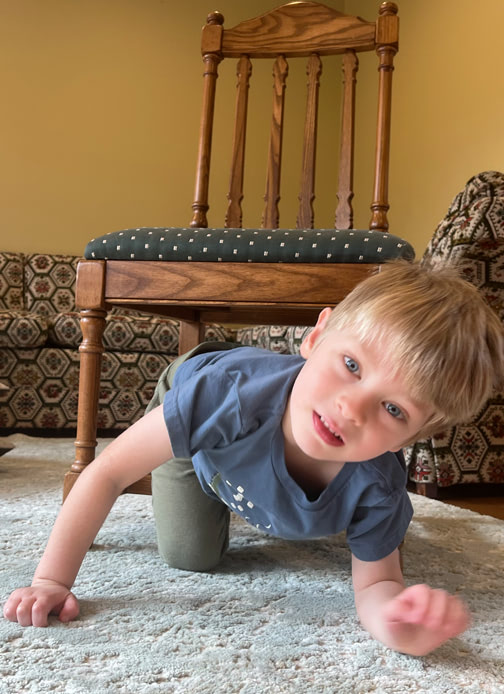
[
  {"xmin": 162, "ymin": 363, "xmax": 245, "ymax": 459},
  {"xmin": 346, "ymin": 487, "xmax": 413, "ymax": 561}
]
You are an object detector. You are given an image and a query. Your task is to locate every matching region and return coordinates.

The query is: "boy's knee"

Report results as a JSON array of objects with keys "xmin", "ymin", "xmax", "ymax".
[{"xmin": 157, "ymin": 541, "xmax": 226, "ymax": 573}]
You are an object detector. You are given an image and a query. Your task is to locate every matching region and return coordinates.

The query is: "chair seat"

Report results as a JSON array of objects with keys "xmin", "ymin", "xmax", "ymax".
[{"xmin": 85, "ymin": 227, "xmax": 414, "ymax": 264}]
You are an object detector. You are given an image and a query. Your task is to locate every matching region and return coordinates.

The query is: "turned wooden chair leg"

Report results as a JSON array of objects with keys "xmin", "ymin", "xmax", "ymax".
[
  {"xmin": 63, "ymin": 307, "xmax": 106, "ymax": 501},
  {"xmin": 178, "ymin": 318, "xmax": 206, "ymax": 355},
  {"xmin": 414, "ymin": 482, "xmax": 439, "ymax": 499}
]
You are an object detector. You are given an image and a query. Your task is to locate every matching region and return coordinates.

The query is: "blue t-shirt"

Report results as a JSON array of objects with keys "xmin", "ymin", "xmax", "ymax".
[{"xmin": 163, "ymin": 346, "xmax": 413, "ymax": 561}]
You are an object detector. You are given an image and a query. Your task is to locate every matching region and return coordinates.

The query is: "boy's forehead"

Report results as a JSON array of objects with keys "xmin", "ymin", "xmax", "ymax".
[{"xmin": 324, "ymin": 318, "xmax": 397, "ymax": 353}]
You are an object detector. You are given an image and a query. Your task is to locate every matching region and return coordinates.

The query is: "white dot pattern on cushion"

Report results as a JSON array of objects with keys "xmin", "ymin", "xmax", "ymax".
[{"xmin": 85, "ymin": 227, "xmax": 414, "ymax": 264}]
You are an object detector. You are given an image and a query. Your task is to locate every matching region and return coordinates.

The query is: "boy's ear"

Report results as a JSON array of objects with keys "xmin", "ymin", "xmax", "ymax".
[{"xmin": 300, "ymin": 307, "xmax": 333, "ymax": 358}]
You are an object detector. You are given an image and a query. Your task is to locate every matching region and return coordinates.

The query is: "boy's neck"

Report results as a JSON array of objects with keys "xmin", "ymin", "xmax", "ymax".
[
  {"xmin": 284, "ymin": 450, "xmax": 346, "ymax": 500},
  {"xmin": 282, "ymin": 397, "xmax": 346, "ymax": 499}
]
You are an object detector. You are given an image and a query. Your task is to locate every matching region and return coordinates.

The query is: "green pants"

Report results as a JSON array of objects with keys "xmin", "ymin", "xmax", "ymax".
[{"xmin": 145, "ymin": 342, "xmax": 238, "ymax": 572}]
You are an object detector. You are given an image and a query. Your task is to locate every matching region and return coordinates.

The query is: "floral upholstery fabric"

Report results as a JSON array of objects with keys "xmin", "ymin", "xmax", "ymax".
[
  {"xmin": 0, "ymin": 252, "xmax": 24, "ymax": 310},
  {"xmin": 0, "ymin": 252, "xmax": 233, "ymax": 432},
  {"xmin": 405, "ymin": 171, "xmax": 504, "ymax": 488},
  {"xmin": 0, "ymin": 346, "xmax": 174, "ymax": 430},
  {"xmin": 24, "ymin": 253, "xmax": 79, "ymax": 316},
  {"xmin": 236, "ymin": 324, "xmax": 313, "ymax": 355},
  {"xmin": 0, "ymin": 310, "xmax": 49, "ymax": 349},
  {"xmin": 49, "ymin": 311, "xmax": 231, "ymax": 353}
]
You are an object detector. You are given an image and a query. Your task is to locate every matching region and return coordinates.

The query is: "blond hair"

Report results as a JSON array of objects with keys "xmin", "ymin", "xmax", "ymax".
[{"xmin": 321, "ymin": 261, "xmax": 504, "ymax": 439}]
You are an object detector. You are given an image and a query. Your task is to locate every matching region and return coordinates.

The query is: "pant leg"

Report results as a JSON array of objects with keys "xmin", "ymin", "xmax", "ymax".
[
  {"xmin": 146, "ymin": 346, "xmax": 231, "ymax": 572},
  {"xmin": 151, "ymin": 457, "xmax": 230, "ymax": 572}
]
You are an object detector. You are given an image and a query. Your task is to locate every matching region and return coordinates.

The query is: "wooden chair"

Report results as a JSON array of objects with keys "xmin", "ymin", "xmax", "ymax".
[{"xmin": 64, "ymin": 1, "xmax": 414, "ymax": 499}]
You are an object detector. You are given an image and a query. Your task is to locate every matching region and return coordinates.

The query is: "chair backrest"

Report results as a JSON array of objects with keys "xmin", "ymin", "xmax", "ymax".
[{"xmin": 190, "ymin": 1, "xmax": 399, "ymax": 233}]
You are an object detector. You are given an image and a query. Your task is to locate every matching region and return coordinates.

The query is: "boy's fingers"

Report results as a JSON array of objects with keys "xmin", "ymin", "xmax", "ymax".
[
  {"xmin": 57, "ymin": 593, "xmax": 79, "ymax": 623},
  {"xmin": 31, "ymin": 601, "xmax": 50, "ymax": 628},
  {"xmin": 385, "ymin": 586, "xmax": 470, "ymax": 638},
  {"xmin": 421, "ymin": 592, "xmax": 469, "ymax": 635},
  {"xmin": 3, "ymin": 587, "xmax": 78, "ymax": 627},
  {"xmin": 421, "ymin": 588, "xmax": 449, "ymax": 630},
  {"xmin": 444, "ymin": 596, "xmax": 470, "ymax": 637},
  {"xmin": 383, "ymin": 584, "xmax": 431, "ymax": 624},
  {"xmin": 3, "ymin": 589, "xmax": 27, "ymax": 621},
  {"xmin": 3, "ymin": 602, "xmax": 16, "ymax": 623},
  {"xmin": 15, "ymin": 596, "xmax": 38, "ymax": 627},
  {"xmin": 382, "ymin": 593, "xmax": 412, "ymax": 624}
]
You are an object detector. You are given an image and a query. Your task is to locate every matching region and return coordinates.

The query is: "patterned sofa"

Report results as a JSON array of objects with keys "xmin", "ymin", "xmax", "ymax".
[
  {"xmin": 404, "ymin": 171, "xmax": 504, "ymax": 496},
  {"xmin": 0, "ymin": 252, "xmax": 231, "ymax": 433}
]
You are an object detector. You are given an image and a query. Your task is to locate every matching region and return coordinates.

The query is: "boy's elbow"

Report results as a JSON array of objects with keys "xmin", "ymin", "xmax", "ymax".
[{"xmin": 71, "ymin": 454, "xmax": 126, "ymax": 500}]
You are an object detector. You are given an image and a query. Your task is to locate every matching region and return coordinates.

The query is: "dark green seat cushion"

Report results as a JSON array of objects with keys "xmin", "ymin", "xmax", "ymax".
[{"xmin": 85, "ymin": 227, "xmax": 414, "ymax": 263}]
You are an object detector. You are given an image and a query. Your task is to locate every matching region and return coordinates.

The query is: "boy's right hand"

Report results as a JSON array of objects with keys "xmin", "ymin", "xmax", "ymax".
[{"xmin": 3, "ymin": 579, "xmax": 79, "ymax": 627}]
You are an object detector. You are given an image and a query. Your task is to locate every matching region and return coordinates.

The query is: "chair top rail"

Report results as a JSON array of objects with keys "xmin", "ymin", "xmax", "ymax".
[{"xmin": 201, "ymin": 2, "xmax": 398, "ymax": 59}]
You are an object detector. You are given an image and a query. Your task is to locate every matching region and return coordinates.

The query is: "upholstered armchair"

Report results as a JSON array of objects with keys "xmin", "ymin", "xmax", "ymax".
[{"xmin": 405, "ymin": 171, "xmax": 504, "ymax": 497}]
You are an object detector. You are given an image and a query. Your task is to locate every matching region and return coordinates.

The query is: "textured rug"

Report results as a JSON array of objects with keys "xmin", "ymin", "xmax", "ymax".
[{"xmin": 1, "ymin": 434, "xmax": 504, "ymax": 694}]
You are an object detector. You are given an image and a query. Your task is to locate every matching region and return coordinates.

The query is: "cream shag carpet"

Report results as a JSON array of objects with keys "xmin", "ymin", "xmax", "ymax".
[{"xmin": 1, "ymin": 434, "xmax": 503, "ymax": 694}]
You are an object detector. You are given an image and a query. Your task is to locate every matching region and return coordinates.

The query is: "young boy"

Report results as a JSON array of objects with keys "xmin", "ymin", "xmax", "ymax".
[{"xmin": 4, "ymin": 262, "xmax": 503, "ymax": 657}]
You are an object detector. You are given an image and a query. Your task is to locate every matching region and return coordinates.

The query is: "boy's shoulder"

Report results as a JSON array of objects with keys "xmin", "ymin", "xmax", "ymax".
[
  {"xmin": 355, "ymin": 449, "xmax": 408, "ymax": 496},
  {"xmin": 166, "ymin": 345, "xmax": 305, "ymax": 449},
  {"xmin": 172, "ymin": 344, "xmax": 304, "ymax": 400},
  {"xmin": 180, "ymin": 343, "xmax": 303, "ymax": 373}
]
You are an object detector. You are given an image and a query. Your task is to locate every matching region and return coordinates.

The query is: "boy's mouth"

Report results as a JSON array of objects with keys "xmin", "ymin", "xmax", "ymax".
[{"xmin": 313, "ymin": 413, "xmax": 344, "ymax": 447}]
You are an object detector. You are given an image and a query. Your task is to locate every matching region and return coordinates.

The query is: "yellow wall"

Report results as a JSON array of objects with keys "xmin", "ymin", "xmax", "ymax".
[
  {"xmin": 0, "ymin": 0, "xmax": 344, "ymax": 255},
  {"xmin": 350, "ymin": 0, "xmax": 504, "ymax": 253},
  {"xmin": 1, "ymin": 0, "xmax": 503, "ymax": 256}
]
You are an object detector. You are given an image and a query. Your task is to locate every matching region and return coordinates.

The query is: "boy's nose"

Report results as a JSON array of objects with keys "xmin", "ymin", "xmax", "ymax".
[{"xmin": 337, "ymin": 393, "xmax": 366, "ymax": 426}]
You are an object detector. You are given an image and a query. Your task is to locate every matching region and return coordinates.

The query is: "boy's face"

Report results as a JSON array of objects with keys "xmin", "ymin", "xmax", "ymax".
[{"xmin": 283, "ymin": 308, "xmax": 433, "ymax": 465}]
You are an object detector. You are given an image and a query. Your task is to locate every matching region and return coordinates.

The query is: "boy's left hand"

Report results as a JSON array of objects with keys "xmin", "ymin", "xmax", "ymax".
[{"xmin": 382, "ymin": 583, "xmax": 470, "ymax": 655}]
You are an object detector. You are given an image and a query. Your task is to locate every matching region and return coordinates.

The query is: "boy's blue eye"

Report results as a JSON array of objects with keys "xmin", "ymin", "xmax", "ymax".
[
  {"xmin": 385, "ymin": 402, "xmax": 403, "ymax": 419},
  {"xmin": 344, "ymin": 356, "xmax": 359, "ymax": 374}
]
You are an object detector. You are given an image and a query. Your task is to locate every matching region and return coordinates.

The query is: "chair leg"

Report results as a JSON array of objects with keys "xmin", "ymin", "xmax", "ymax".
[
  {"xmin": 63, "ymin": 307, "xmax": 107, "ymax": 501},
  {"xmin": 414, "ymin": 481, "xmax": 439, "ymax": 499},
  {"xmin": 178, "ymin": 319, "xmax": 206, "ymax": 355}
]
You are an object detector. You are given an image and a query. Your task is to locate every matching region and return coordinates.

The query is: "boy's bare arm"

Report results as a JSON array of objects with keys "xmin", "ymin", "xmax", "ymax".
[
  {"xmin": 3, "ymin": 405, "xmax": 172, "ymax": 627},
  {"xmin": 352, "ymin": 550, "xmax": 470, "ymax": 656}
]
